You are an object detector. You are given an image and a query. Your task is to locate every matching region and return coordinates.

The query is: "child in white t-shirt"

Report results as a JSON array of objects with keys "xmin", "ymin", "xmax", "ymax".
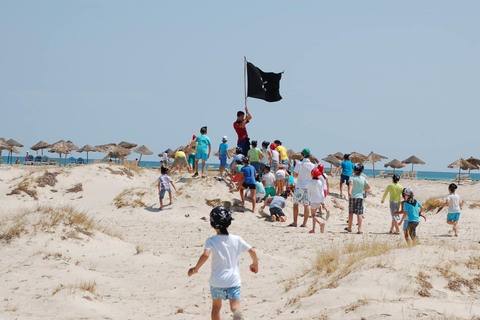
[
  {"xmin": 188, "ymin": 206, "xmax": 259, "ymax": 320},
  {"xmin": 307, "ymin": 168, "xmax": 326, "ymax": 234},
  {"xmin": 262, "ymin": 165, "xmax": 276, "ymax": 200},
  {"xmin": 436, "ymin": 183, "xmax": 463, "ymax": 237}
]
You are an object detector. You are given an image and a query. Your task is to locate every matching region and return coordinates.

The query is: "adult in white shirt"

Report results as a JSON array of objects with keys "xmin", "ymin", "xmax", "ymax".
[{"xmin": 289, "ymin": 148, "xmax": 315, "ymax": 227}]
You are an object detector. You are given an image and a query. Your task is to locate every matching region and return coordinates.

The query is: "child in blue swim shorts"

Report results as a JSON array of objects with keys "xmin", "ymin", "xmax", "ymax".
[{"xmin": 436, "ymin": 183, "xmax": 462, "ymax": 237}]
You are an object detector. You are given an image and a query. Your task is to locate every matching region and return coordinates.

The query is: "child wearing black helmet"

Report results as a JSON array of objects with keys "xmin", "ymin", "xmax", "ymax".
[
  {"xmin": 345, "ymin": 163, "xmax": 370, "ymax": 234},
  {"xmin": 188, "ymin": 206, "xmax": 258, "ymax": 320},
  {"xmin": 436, "ymin": 183, "xmax": 462, "ymax": 237},
  {"xmin": 381, "ymin": 173, "xmax": 404, "ymax": 234}
]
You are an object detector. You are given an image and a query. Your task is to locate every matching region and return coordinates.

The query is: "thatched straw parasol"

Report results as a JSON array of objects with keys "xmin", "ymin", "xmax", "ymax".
[
  {"xmin": 6, "ymin": 139, "xmax": 24, "ymax": 164},
  {"xmin": 402, "ymin": 155, "xmax": 425, "ymax": 173},
  {"xmin": 95, "ymin": 143, "xmax": 116, "ymax": 153},
  {"xmin": 333, "ymin": 152, "xmax": 344, "ymax": 160},
  {"xmin": 0, "ymin": 138, "xmax": 10, "ymax": 163},
  {"xmin": 322, "ymin": 154, "xmax": 341, "ymax": 172},
  {"xmin": 118, "ymin": 141, "xmax": 137, "ymax": 149},
  {"xmin": 448, "ymin": 158, "xmax": 478, "ymax": 181},
  {"xmin": 384, "ymin": 159, "xmax": 405, "ymax": 173},
  {"xmin": 287, "ymin": 149, "xmax": 296, "ymax": 158},
  {"xmin": 132, "ymin": 145, "xmax": 153, "ymax": 166},
  {"xmin": 107, "ymin": 145, "xmax": 131, "ymax": 161},
  {"xmin": 31, "ymin": 141, "xmax": 51, "ymax": 155},
  {"xmin": 78, "ymin": 145, "xmax": 99, "ymax": 164},
  {"xmin": 49, "ymin": 140, "xmax": 70, "ymax": 166},
  {"xmin": 349, "ymin": 152, "xmax": 368, "ymax": 164},
  {"xmin": 366, "ymin": 151, "xmax": 388, "ymax": 178},
  {"xmin": 466, "ymin": 157, "xmax": 480, "ymax": 174}
]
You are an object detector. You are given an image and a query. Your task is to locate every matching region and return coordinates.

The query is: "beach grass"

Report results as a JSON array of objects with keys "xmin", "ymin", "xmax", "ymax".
[
  {"xmin": 0, "ymin": 205, "xmax": 121, "ymax": 244},
  {"xmin": 423, "ymin": 197, "xmax": 444, "ymax": 211},
  {"xmin": 114, "ymin": 188, "xmax": 149, "ymax": 208}
]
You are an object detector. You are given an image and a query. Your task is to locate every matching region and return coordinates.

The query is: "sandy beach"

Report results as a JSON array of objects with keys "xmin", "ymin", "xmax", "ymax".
[{"xmin": 1, "ymin": 163, "xmax": 479, "ymax": 320}]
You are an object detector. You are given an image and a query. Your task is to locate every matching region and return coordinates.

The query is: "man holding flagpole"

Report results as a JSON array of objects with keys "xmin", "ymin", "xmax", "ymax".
[{"xmin": 234, "ymin": 106, "xmax": 252, "ymax": 156}]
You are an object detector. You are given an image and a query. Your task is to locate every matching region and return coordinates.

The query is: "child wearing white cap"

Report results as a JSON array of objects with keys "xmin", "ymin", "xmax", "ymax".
[
  {"xmin": 397, "ymin": 188, "xmax": 424, "ymax": 245},
  {"xmin": 218, "ymin": 136, "xmax": 230, "ymax": 177}
]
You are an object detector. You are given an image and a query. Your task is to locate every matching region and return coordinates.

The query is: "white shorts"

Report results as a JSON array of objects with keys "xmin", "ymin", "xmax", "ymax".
[
  {"xmin": 275, "ymin": 171, "xmax": 286, "ymax": 180},
  {"xmin": 310, "ymin": 202, "xmax": 323, "ymax": 210}
]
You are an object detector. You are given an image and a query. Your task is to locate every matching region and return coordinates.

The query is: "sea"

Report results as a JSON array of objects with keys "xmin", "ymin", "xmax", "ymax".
[{"xmin": 2, "ymin": 156, "xmax": 479, "ymax": 181}]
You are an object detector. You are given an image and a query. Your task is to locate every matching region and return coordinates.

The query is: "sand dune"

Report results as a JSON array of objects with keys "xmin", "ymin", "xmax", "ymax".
[{"xmin": 1, "ymin": 164, "xmax": 479, "ymax": 319}]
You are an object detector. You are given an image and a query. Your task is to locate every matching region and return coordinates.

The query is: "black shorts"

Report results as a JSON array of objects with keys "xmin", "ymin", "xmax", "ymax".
[
  {"xmin": 407, "ymin": 222, "xmax": 419, "ymax": 239},
  {"xmin": 242, "ymin": 182, "xmax": 256, "ymax": 190},
  {"xmin": 269, "ymin": 207, "xmax": 285, "ymax": 218}
]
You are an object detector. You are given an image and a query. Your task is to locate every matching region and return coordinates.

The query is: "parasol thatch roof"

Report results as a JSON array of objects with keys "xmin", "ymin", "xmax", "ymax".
[
  {"xmin": 118, "ymin": 141, "xmax": 137, "ymax": 149},
  {"xmin": 322, "ymin": 154, "xmax": 341, "ymax": 167},
  {"xmin": 31, "ymin": 141, "xmax": 51, "ymax": 151},
  {"xmin": 65, "ymin": 140, "xmax": 79, "ymax": 153},
  {"xmin": 132, "ymin": 145, "xmax": 154, "ymax": 156},
  {"xmin": 6, "ymin": 139, "xmax": 24, "ymax": 148},
  {"xmin": 9, "ymin": 146, "xmax": 21, "ymax": 154},
  {"xmin": 349, "ymin": 152, "xmax": 368, "ymax": 164},
  {"xmin": 95, "ymin": 143, "xmax": 117, "ymax": 152},
  {"xmin": 367, "ymin": 151, "xmax": 388, "ymax": 163},
  {"xmin": 49, "ymin": 140, "xmax": 69, "ymax": 154},
  {"xmin": 402, "ymin": 155, "xmax": 425, "ymax": 165},
  {"xmin": 384, "ymin": 159, "xmax": 406, "ymax": 169},
  {"xmin": 79, "ymin": 145, "xmax": 98, "ymax": 152},
  {"xmin": 466, "ymin": 157, "xmax": 480, "ymax": 167},
  {"xmin": 108, "ymin": 145, "xmax": 131, "ymax": 159},
  {"xmin": 0, "ymin": 139, "xmax": 10, "ymax": 149},
  {"xmin": 448, "ymin": 158, "xmax": 478, "ymax": 171},
  {"xmin": 333, "ymin": 152, "xmax": 344, "ymax": 160}
]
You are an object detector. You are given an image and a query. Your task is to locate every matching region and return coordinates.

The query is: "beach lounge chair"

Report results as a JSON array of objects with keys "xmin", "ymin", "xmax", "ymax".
[
  {"xmin": 377, "ymin": 171, "xmax": 386, "ymax": 178},
  {"xmin": 34, "ymin": 155, "xmax": 42, "ymax": 165},
  {"xmin": 461, "ymin": 174, "xmax": 471, "ymax": 181},
  {"xmin": 401, "ymin": 171, "xmax": 410, "ymax": 179},
  {"xmin": 68, "ymin": 157, "xmax": 76, "ymax": 166},
  {"xmin": 41, "ymin": 156, "xmax": 49, "ymax": 165},
  {"xmin": 77, "ymin": 157, "xmax": 85, "ymax": 164},
  {"xmin": 386, "ymin": 172, "xmax": 394, "ymax": 178},
  {"xmin": 24, "ymin": 155, "xmax": 34, "ymax": 165},
  {"xmin": 410, "ymin": 171, "xmax": 418, "ymax": 179},
  {"xmin": 94, "ymin": 160, "xmax": 100, "ymax": 164},
  {"xmin": 49, "ymin": 159, "xmax": 57, "ymax": 165}
]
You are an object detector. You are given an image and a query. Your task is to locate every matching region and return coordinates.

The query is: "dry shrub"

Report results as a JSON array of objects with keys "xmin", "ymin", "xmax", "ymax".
[
  {"xmin": 114, "ymin": 188, "xmax": 148, "ymax": 208},
  {"xmin": 468, "ymin": 202, "xmax": 480, "ymax": 209},
  {"xmin": 6, "ymin": 176, "xmax": 38, "ymax": 200},
  {"xmin": 205, "ymin": 199, "xmax": 232, "ymax": 208},
  {"xmin": 66, "ymin": 183, "xmax": 83, "ymax": 193},
  {"xmin": 121, "ymin": 162, "xmax": 141, "ymax": 174},
  {"xmin": 423, "ymin": 197, "xmax": 443, "ymax": 211},
  {"xmin": 36, "ymin": 172, "xmax": 60, "ymax": 187},
  {"xmin": 466, "ymin": 256, "xmax": 480, "ymax": 270},
  {"xmin": 345, "ymin": 298, "xmax": 369, "ymax": 312},
  {"xmin": 416, "ymin": 272, "xmax": 433, "ymax": 297}
]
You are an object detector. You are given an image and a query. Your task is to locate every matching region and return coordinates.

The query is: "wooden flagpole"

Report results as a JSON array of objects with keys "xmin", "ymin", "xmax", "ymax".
[{"xmin": 244, "ymin": 56, "xmax": 247, "ymax": 108}]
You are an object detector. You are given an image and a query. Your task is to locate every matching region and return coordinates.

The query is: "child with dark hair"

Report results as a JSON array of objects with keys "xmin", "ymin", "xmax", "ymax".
[
  {"xmin": 193, "ymin": 126, "xmax": 211, "ymax": 178},
  {"xmin": 345, "ymin": 164, "xmax": 369, "ymax": 234},
  {"xmin": 436, "ymin": 183, "xmax": 462, "ymax": 237},
  {"xmin": 158, "ymin": 166, "xmax": 177, "ymax": 210},
  {"xmin": 218, "ymin": 136, "xmax": 230, "ymax": 177},
  {"xmin": 381, "ymin": 173, "xmax": 403, "ymax": 234},
  {"xmin": 188, "ymin": 206, "xmax": 258, "ymax": 320},
  {"xmin": 229, "ymin": 159, "xmax": 244, "ymax": 193},
  {"xmin": 247, "ymin": 140, "xmax": 263, "ymax": 177},
  {"xmin": 260, "ymin": 192, "xmax": 288, "ymax": 222},
  {"xmin": 240, "ymin": 157, "xmax": 257, "ymax": 212},
  {"xmin": 397, "ymin": 188, "xmax": 424, "ymax": 245}
]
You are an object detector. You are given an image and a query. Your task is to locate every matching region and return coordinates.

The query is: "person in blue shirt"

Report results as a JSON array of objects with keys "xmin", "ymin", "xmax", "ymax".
[
  {"xmin": 240, "ymin": 157, "xmax": 257, "ymax": 212},
  {"xmin": 193, "ymin": 126, "xmax": 211, "ymax": 178},
  {"xmin": 397, "ymin": 188, "xmax": 424, "ymax": 246},
  {"xmin": 218, "ymin": 136, "xmax": 230, "ymax": 177},
  {"xmin": 333, "ymin": 153, "xmax": 355, "ymax": 199}
]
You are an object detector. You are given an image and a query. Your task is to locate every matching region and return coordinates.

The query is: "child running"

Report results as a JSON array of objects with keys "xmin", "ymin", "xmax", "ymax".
[
  {"xmin": 260, "ymin": 191, "xmax": 288, "ymax": 222},
  {"xmin": 307, "ymin": 168, "xmax": 326, "ymax": 234},
  {"xmin": 381, "ymin": 173, "xmax": 403, "ymax": 234},
  {"xmin": 188, "ymin": 206, "xmax": 259, "ymax": 320},
  {"xmin": 158, "ymin": 166, "xmax": 177, "ymax": 210},
  {"xmin": 436, "ymin": 183, "xmax": 462, "ymax": 237},
  {"xmin": 193, "ymin": 126, "xmax": 212, "ymax": 178},
  {"xmin": 218, "ymin": 136, "xmax": 230, "ymax": 177},
  {"xmin": 397, "ymin": 188, "xmax": 424, "ymax": 245}
]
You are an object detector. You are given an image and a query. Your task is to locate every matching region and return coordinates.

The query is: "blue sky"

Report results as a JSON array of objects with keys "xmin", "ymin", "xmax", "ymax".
[{"xmin": 1, "ymin": 0, "xmax": 479, "ymax": 171}]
